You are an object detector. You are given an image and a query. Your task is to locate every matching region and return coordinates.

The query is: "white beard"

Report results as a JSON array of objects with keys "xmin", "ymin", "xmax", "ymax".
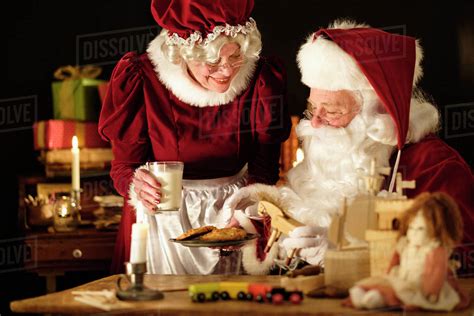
[{"xmin": 280, "ymin": 115, "xmax": 395, "ymax": 228}]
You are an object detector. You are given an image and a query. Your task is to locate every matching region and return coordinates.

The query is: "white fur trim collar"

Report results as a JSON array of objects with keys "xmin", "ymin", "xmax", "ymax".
[
  {"xmin": 147, "ymin": 35, "xmax": 258, "ymax": 107},
  {"xmin": 233, "ymin": 210, "xmax": 258, "ymax": 234}
]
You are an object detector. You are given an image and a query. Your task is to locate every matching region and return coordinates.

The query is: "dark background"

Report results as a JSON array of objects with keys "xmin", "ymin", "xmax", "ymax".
[{"xmin": 0, "ymin": 0, "xmax": 473, "ymax": 314}]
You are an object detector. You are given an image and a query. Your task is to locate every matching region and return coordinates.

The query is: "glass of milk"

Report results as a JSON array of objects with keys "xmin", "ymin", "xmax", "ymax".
[{"xmin": 146, "ymin": 161, "xmax": 183, "ymax": 212}]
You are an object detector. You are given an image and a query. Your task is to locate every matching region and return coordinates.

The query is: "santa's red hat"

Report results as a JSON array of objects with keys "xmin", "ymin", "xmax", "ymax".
[
  {"xmin": 297, "ymin": 20, "xmax": 424, "ymax": 150},
  {"xmin": 151, "ymin": 0, "xmax": 257, "ymax": 47}
]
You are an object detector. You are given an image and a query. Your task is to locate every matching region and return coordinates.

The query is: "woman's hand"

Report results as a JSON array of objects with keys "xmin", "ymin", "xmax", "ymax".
[
  {"xmin": 225, "ymin": 216, "xmax": 241, "ymax": 228},
  {"xmin": 132, "ymin": 168, "xmax": 161, "ymax": 211}
]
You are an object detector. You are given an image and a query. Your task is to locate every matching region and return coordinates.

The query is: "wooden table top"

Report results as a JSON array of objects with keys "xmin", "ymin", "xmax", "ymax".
[{"xmin": 10, "ymin": 274, "xmax": 474, "ymax": 315}]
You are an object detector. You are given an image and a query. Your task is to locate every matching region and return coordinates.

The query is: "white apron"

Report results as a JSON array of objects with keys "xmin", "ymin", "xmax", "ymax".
[{"xmin": 143, "ymin": 166, "xmax": 248, "ymax": 274}]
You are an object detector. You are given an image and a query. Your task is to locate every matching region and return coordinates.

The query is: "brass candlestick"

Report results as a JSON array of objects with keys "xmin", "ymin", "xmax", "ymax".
[
  {"xmin": 116, "ymin": 262, "xmax": 164, "ymax": 301},
  {"xmin": 70, "ymin": 189, "xmax": 82, "ymax": 222}
]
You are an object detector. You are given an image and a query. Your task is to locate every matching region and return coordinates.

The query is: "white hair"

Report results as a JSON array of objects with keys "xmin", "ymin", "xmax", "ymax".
[
  {"xmin": 356, "ymin": 88, "xmax": 440, "ymax": 146},
  {"xmin": 158, "ymin": 28, "xmax": 262, "ymax": 65}
]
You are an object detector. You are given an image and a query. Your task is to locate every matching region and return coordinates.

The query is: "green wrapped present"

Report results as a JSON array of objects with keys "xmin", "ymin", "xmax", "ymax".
[{"xmin": 52, "ymin": 65, "xmax": 106, "ymax": 121}]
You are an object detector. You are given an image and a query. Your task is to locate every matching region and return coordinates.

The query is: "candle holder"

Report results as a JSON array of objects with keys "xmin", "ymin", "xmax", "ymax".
[
  {"xmin": 116, "ymin": 262, "xmax": 164, "ymax": 301},
  {"xmin": 70, "ymin": 189, "xmax": 82, "ymax": 222},
  {"xmin": 52, "ymin": 192, "xmax": 80, "ymax": 232}
]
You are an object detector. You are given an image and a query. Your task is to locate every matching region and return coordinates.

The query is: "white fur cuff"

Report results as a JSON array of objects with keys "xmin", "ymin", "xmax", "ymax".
[
  {"xmin": 241, "ymin": 240, "xmax": 278, "ymax": 275},
  {"xmin": 233, "ymin": 210, "xmax": 258, "ymax": 234}
]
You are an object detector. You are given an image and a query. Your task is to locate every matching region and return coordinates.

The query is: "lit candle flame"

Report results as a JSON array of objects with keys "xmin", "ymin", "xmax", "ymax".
[
  {"xmin": 59, "ymin": 205, "xmax": 69, "ymax": 217},
  {"xmin": 72, "ymin": 135, "xmax": 78, "ymax": 149}
]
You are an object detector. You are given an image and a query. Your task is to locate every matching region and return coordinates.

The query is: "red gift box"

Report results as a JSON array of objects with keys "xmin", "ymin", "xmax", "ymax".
[{"xmin": 33, "ymin": 120, "xmax": 109, "ymax": 150}]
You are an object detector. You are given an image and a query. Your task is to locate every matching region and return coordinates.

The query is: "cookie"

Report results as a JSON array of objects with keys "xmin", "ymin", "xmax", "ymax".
[
  {"xmin": 175, "ymin": 225, "xmax": 216, "ymax": 241},
  {"xmin": 199, "ymin": 227, "xmax": 247, "ymax": 241}
]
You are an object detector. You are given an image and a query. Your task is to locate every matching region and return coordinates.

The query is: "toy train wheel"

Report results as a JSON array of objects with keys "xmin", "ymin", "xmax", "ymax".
[
  {"xmin": 211, "ymin": 291, "xmax": 220, "ymax": 301},
  {"xmin": 289, "ymin": 293, "xmax": 302, "ymax": 304},
  {"xmin": 220, "ymin": 291, "xmax": 230, "ymax": 300},
  {"xmin": 256, "ymin": 294, "xmax": 265, "ymax": 303},
  {"xmin": 237, "ymin": 291, "xmax": 247, "ymax": 300},
  {"xmin": 197, "ymin": 293, "xmax": 206, "ymax": 303},
  {"xmin": 246, "ymin": 293, "xmax": 253, "ymax": 301},
  {"xmin": 271, "ymin": 293, "xmax": 284, "ymax": 305},
  {"xmin": 266, "ymin": 292, "xmax": 273, "ymax": 303}
]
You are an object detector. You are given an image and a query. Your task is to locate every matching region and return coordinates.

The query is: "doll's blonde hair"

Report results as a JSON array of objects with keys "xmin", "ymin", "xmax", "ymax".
[{"xmin": 398, "ymin": 192, "xmax": 463, "ymax": 248}]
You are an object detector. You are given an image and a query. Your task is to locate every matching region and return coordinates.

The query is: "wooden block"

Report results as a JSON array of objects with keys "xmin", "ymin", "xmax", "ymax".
[
  {"xmin": 324, "ymin": 249, "xmax": 370, "ymax": 290},
  {"xmin": 281, "ymin": 274, "xmax": 325, "ymax": 294},
  {"xmin": 365, "ymin": 229, "xmax": 398, "ymax": 277}
]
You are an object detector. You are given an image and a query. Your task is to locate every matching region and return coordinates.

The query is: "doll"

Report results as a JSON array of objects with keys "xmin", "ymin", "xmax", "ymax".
[{"xmin": 346, "ymin": 192, "xmax": 470, "ymax": 311}]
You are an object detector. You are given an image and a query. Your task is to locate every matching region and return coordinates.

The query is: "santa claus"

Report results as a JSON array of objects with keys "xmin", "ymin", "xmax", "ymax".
[{"xmin": 225, "ymin": 19, "xmax": 474, "ymax": 275}]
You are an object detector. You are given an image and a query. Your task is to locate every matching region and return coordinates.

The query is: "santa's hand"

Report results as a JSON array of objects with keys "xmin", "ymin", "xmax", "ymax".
[{"xmin": 280, "ymin": 226, "xmax": 328, "ymax": 266}]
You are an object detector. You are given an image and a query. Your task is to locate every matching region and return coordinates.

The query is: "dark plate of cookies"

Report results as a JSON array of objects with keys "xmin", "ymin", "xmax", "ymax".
[{"xmin": 170, "ymin": 226, "xmax": 258, "ymax": 247}]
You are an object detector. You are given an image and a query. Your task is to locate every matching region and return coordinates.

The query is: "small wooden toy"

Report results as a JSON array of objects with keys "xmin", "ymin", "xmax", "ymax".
[
  {"xmin": 281, "ymin": 271, "xmax": 325, "ymax": 295},
  {"xmin": 257, "ymin": 200, "xmax": 304, "ymax": 265},
  {"xmin": 324, "ymin": 161, "xmax": 417, "ymax": 288}
]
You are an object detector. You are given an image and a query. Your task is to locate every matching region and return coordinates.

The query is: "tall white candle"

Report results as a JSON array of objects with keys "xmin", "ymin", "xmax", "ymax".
[
  {"xmin": 71, "ymin": 136, "xmax": 80, "ymax": 191},
  {"xmin": 130, "ymin": 222, "xmax": 149, "ymax": 263}
]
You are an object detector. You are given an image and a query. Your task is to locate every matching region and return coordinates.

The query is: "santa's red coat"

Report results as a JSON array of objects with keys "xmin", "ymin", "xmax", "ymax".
[{"xmin": 393, "ymin": 135, "xmax": 474, "ymax": 275}]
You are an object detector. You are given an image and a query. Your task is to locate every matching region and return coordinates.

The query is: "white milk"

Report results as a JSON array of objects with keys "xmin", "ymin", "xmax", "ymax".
[{"xmin": 148, "ymin": 163, "xmax": 183, "ymax": 211}]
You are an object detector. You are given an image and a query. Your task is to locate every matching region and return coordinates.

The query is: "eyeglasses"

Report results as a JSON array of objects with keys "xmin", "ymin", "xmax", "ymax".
[
  {"xmin": 204, "ymin": 56, "xmax": 244, "ymax": 73},
  {"xmin": 303, "ymin": 99, "xmax": 361, "ymax": 124}
]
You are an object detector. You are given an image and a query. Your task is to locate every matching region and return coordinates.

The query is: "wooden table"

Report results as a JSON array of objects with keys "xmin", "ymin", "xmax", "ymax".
[{"xmin": 10, "ymin": 275, "xmax": 474, "ymax": 315}]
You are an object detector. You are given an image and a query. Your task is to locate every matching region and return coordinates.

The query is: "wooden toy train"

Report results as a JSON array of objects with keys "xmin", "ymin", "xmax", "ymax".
[{"xmin": 188, "ymin": 282, "xmax": 304, "ymax": 304}]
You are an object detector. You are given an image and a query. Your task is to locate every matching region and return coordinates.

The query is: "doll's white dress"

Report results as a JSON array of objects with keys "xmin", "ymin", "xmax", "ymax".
[{"xmin": 357, "ymin": 236, "xmax": 460, "ymax": 311}]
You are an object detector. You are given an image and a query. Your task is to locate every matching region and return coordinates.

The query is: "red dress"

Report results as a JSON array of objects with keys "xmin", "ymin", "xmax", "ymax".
[
  {"xmin": 98, "ymin": 52, "xmax": 291, "ymax": 273},
  {"xmin": 394, "ymin": 135, "xmax": 474, "ymax": 275}
]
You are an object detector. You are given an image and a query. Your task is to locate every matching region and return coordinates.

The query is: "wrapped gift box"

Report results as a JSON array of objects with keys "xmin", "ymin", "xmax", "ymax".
[
  {"xmin": 52, "ymin": 78, "xmax": 106, "ymax": 121},
  {"xmin": 33, "ymin": 120, "xmax": 109, "ymax": 150}
]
